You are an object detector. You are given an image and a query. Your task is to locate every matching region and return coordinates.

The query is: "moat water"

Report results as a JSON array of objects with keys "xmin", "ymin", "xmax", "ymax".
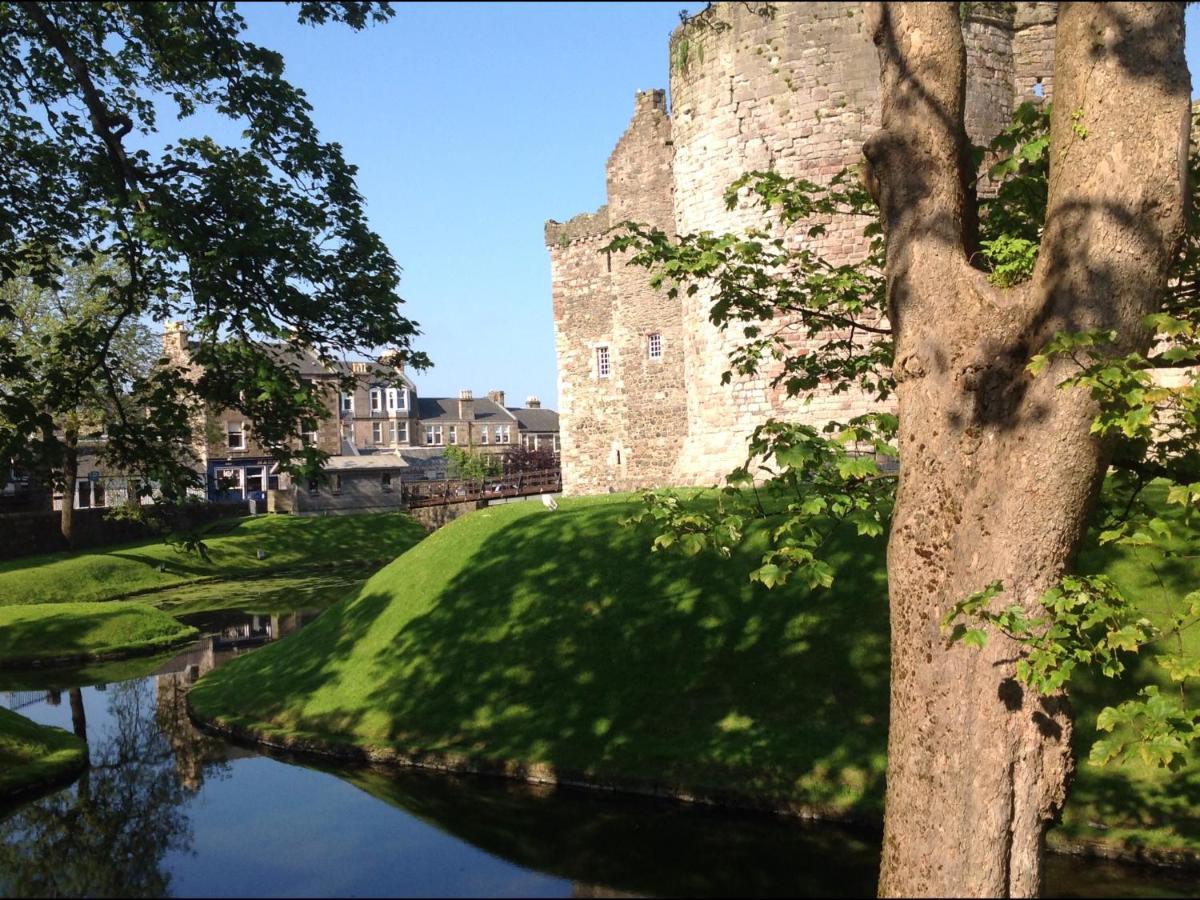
[{"xmin": 0, "ymin": 587, "xmax": 1196, "ymax": 897}]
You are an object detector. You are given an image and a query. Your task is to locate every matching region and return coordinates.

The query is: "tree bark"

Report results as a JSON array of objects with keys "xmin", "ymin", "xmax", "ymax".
[
  {"xmin": 862, "ymin": 3, "xmax": 1189, "ymax": 896},
  {"xmin": 61, "ymin": 423, "xmax": 78, "ymax": 548}
]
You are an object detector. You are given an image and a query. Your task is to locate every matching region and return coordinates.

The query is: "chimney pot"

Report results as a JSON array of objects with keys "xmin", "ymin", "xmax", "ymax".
[
  {"xmin": 487, "ymin": 390, "xmax": 506, "ymax": 407},
  {"xmin": 526, "ymin": 396, "xmax": 541, "ymax": 409}
]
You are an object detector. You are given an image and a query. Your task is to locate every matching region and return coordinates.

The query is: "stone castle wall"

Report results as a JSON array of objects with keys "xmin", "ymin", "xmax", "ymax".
[{"xmin": 547, "ymin": 2, "xmax": 1058, "ymax": 494}]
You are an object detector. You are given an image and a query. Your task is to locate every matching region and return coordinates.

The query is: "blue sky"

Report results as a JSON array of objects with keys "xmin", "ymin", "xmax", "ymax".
[{"xmin": 215, "ymin": 3, "xmax": 1200, "ymax": 410}]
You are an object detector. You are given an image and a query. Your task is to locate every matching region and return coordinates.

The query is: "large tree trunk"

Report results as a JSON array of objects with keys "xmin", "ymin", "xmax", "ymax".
[
  {"xmin": 61, "ymin": 423, "xmax": 78, "ymax": 547},
  {"xmin": 862, "ymin": 4, "xmax": 1189, "ymax": 896}
]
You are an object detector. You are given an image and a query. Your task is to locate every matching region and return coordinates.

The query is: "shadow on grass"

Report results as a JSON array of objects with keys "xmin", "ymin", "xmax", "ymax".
[
  {"xmin": 194, "ymin": 498, "xmax": 892, "ymax": 814},
  {"xmin": 1063, "ymin": 484, "xmax": 1200, "ymax": 848}
]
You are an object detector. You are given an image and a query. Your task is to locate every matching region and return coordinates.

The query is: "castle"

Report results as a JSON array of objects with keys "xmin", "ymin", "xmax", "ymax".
[{"xmin": 545, "ymin": 1, "xmax": 1058, "ymax": 494}]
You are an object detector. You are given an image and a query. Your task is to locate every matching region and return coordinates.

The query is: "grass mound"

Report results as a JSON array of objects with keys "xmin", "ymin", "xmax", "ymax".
[
  {"xmin": 0, "ymin": 602, "xmax": 199, "ymax": 667},
  {"xmin": 192, "ymin": 495, "xmax": 893, "ymax": 813},
  {"xmin": 190, "ymin": 491, "xmax": 1200, "ymax": 858},
  {"xmin": 0, "ymin": 707, "xmax": 87, "ymax": 799},
  {"xmin": 0, "ymin": 512, "xmax": 426, "ymax": 606}
]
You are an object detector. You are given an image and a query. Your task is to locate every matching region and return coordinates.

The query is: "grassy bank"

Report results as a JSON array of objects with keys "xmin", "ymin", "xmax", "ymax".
[
  {"xmin": 0, "ymin": 602, "xmax": 198, "ymax": 667},
  {"xmin": 0, "ymin": 512, "xmax": 426, "ymax": 606},
  {"xmin": 0, "ymin": 707, "xmax": 87, "ymax": 799},
  {"xmin": 189, "ymin": 493, "xmax": 1200, "ymax": 861}
]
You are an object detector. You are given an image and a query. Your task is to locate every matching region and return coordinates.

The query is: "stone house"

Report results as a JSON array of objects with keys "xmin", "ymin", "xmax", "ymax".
[{"xmin": 160, "ymin": 322, "xmax": 558, "ymax": 511}]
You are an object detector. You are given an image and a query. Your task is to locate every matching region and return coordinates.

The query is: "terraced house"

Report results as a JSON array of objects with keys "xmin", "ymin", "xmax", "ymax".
[{"xmin": 160, "ymin": 323, "xmax": 558, "ymax": 513}]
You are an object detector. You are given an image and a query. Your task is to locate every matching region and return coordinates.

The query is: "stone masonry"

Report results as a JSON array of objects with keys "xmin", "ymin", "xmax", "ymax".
[{"xmin": 546, "ymin": 2, "xmax": 1058, "ymax": 494}]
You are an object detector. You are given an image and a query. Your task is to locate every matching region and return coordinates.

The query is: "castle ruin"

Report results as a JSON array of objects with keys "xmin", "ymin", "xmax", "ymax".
[{"xmin": 546, "ymin": 2, "xmax": 1058, "ymax": 494}]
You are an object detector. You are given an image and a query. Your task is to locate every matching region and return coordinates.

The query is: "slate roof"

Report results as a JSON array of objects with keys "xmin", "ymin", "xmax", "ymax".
[
  {"xmin": 508, "ymin": 407, "xmax": 559, "ymax": 433},
  {"xmin": 417, "ymin": 397, "xmax": 516, "ymax": 423}
]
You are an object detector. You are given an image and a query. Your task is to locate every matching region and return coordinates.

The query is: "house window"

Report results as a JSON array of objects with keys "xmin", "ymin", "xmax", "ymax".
[
  {"xmin": 216, "ymin": 467, "xmax": 243, "ymax": 498},
  {"xmin": 480, "ymin": 425, "xmax": 489, "ymax": 445},
  {"xmin": 425, "ymin": 425, "xmax": 443, "ymax": 445},
  {"xmin": 372, "ymin": 421, "xmax": 383, "ymax": 444},
  {"xmin": 448, "ymin": 425, "xmax": 458, "ymax": 445},
  {"xmin": 398, "ymin": 388, "xmax": 409, "ymax": 412},
  {"xmin": 396, "ymin": 421, "xmax": 408, "ymax": 444},
  {"xmin": 92, "ymin": 480, "xmax": 105, "ymax": 508},
  {"xmin": 340, "ymin": 392, "xmax": 354, "ymax": 414},
  {"xmin": 300, "ymin": 420, "xmax": 319, "ymax": 446},
  {"xmin": 245, "ymin": 466, "xmax": 265, "ymax": 495},
  {"xmin": 648, "ymin": 332, "xmax": 663, "ymax": 359},
  {"xmin": 227, "ymin": 421, "xmax": 245, "ymax": 450},
  {"xmin": 495, "ymin": 424, "xmax": 511, "ymax": 445},
  {"xmin": 554, "ymin": 435, "xmax": 561, "ymax": 453},
  {"xmin": 381, "ymin": 472, "xmax": 393, "ymax": 492},
  {"xmin": 76, "ymin": 480, "xmax": 91, "ymax": 508},
  {"xmin": 386, "ymin": 387, "xmax": 398, "ymax": 413},
  {"xmin": 369, "ymin": 388, "xmax": 383, "ymax": 413},
  {"xmin": 596, "ymin": 345, "xmax": 611, "ymax": 379}
]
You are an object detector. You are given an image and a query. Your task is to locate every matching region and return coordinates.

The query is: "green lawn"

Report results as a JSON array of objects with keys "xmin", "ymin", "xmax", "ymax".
[
  {"xmin": 0, "ymin": 602, "xmax": 198, "ymax": 667},
  {"xmin": 0, "ymin": 512, "xmax": 426, "ymax": 606},
  {"xmin": 0, "ymin": 707, "xmax": 87, "ymax": 799},
  {"xmin": 189, "ymin": 491, "xmax": 1200, "ymax": 860}
]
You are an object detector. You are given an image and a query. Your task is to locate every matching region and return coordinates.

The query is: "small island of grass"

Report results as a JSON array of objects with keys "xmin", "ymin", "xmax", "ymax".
[
  {"xmin": 0, "ymin": 602, "xmax": 199, "ymax": 668},
  {"xmin": 0, "ymin": 706, "xmax": 87, "ymax": 799}
]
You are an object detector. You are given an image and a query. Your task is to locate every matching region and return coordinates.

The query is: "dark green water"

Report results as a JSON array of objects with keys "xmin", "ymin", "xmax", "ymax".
[{"xmin": 0, "ymin": 596, "xmax": 1195, "ymax": 897}]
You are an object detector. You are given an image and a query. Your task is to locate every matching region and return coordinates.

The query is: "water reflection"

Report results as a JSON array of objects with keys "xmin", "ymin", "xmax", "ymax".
[
  {"xmin": 0, "ymin": 680, "xmax": 207, "ymax": 897},
  {"xmin": 0, "ymin": 602, "xmax": 1196, "ymax": 898}
]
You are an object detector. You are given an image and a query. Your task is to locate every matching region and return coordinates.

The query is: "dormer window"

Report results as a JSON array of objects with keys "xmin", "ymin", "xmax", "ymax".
[
  {"xmin": 369, "ymin": 388, "xmax": 383, "ymax": 413},
  {"xmin": 398, "ymin": 388, "xmax": 409, "ymax": 412},
  {"xmin": 386, "ymin": 387, "xmax": 399, "ymax": 413}
]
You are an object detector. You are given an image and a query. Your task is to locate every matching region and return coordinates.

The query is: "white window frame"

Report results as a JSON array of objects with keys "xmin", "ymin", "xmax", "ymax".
[
  {"xmin": 216, "ymin": 467, "xmax": 244, "ymax": 497},
  {"xmin": 425, "ymin": 424, "xmax": 443, "ymax": 445},
  {"xmin": 398, "ymin": 388, "xmax": 409, "ymax": 412},
  {"xmin": 496, "ymin": 424, "xmax": 511, "ymax": 445},
  {"xmin": 301, "ymin": 420, "xmax": 319, "ymax": 446},
  {"xmin": 372, "ymin": 421, "xmax": 383, "ymax": 444},
  {"xmin": 480, "ymin": 425, "xmax": 489, "ymax": 445},
  {"xmin": 648, "ymin": 332, "xmax": 663, "ymax": 360},
  {"xmin": 448, "ymin": 425, "xmax": 458, "ymax": 445},
  {"xmin": 386, "ymin": 387, "xmax": 398, "ymax": 413},
  {"xmin": 369, "ymin": 388, "xmax": 383, "ymax": 413},
  {"xmin": 396, "ymin": 421, "xmax": 408, "ymax": 444},
  {"xmin": 596, "ymin": 345, "xmax": 611, "ymax": 379},
  {"xmin": 341, "ymin": 392, "xmax": 354, "ymax": 414},
  {"xmin": 227, "ymin": 421, "xmax": 245, "ymax": 450},
  {"xmin": 245, "ymin": 466, "xmax": 265, "ymax": 495}
]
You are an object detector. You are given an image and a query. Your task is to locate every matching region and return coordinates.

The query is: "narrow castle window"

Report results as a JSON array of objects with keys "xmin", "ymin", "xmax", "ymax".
[
  {"xmin": 596, "ymin": 345, "xmax": 611, "ymax": 379},
  {"xmin": 647, "ymin": 332, "xmax": 663, "ymax": 360}
]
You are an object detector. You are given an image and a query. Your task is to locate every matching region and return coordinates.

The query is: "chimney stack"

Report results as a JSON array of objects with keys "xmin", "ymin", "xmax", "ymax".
[
  {"xmin": 526, "ymin": 396, "xmax": 541, "ymax": 409},
  {"xmin": 458, "ymin": 389, "xmax": 475, "ymax": 421},
  {"xmin": 487, "ymin": 389, "xmax": 506, "ymax": 408}
]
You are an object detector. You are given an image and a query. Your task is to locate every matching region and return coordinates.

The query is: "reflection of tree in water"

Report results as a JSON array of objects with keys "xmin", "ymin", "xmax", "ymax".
[{"xmin": 0, "ymin": 677, "xmax": 231, "ymax": 897}]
